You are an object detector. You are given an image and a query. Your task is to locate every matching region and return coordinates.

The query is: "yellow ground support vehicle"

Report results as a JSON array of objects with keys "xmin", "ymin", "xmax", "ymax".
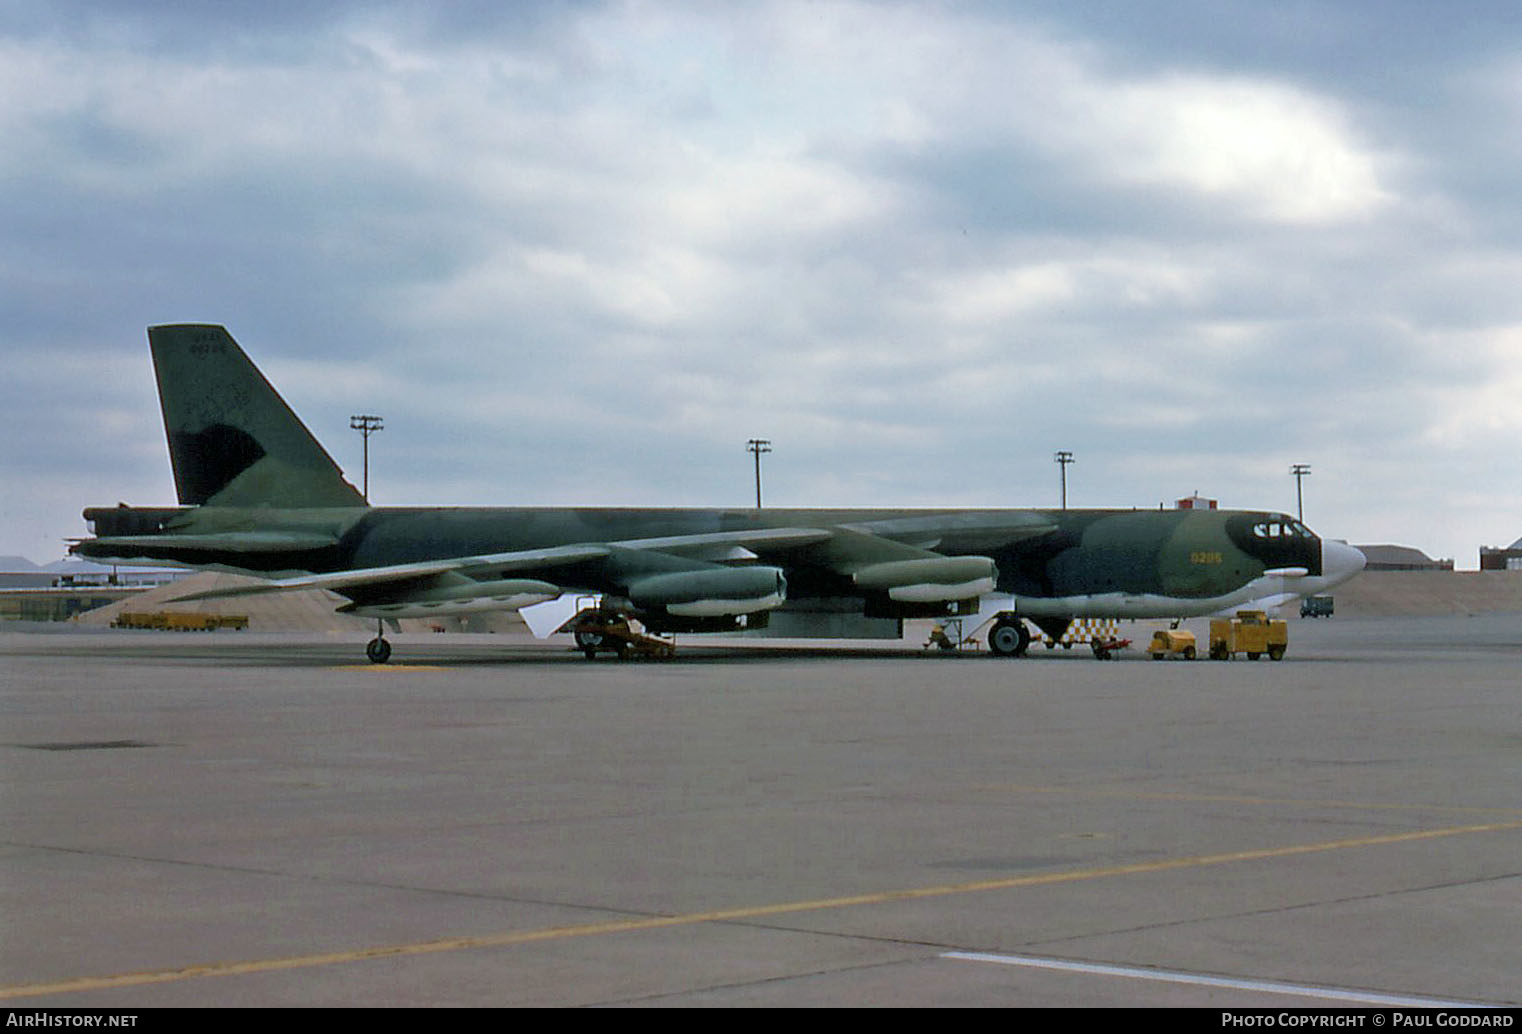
[
  {"xmin": 111, "ymin": 612, "xmax": 162, "ymax": 630},
  {"xmin": 1148, "ymin": 628, "xmax": 1197, "ymax": 660},
  {"xmin": 112, "ymin": 611, "xmax": 248, "ymax": 631},
  {"xmin": 570, "ymin": 613, "xmax": 676, "ymax": 660},
  {"xmin": 1208, "ymin": 610, "xmax": 1287, "ymax": 661}
]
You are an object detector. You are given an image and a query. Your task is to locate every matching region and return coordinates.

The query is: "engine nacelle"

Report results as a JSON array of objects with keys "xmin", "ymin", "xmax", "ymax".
[
  {"xmin": 340, "ymin": 578, "xmax": 561, "ymax": 618},
  {"xmin": 851, "ymin": 555, "xmax": 997, "ymax": 602},
  {"xmin": 628, "ymin": 566, "xmax": 786, "ymax": 617}
]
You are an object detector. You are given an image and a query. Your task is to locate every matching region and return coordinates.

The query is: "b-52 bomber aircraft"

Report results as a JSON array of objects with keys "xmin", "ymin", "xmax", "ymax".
[{"xmin": 72, "ymin": 325, "xmax": 1366, "ymax": 662}]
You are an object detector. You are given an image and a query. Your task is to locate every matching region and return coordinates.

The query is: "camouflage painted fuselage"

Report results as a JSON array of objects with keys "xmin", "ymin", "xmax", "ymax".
[
  {"xmin": 81, "ymin": 502, "xmax": 1332, "ymax": 620},
  {"xmin": 74, "ymin": 324, "xmax": 1364, "ymax": 638}
]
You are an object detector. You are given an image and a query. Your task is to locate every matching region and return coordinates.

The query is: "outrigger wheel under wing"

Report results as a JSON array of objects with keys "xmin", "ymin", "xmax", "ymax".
[
  {"xmin": 165, "ymin": 543, "xmax": 609, "ymax": 663},
  {"xmin": 366, "ymin": 633, "xmax": 392, "ymax": 664}
]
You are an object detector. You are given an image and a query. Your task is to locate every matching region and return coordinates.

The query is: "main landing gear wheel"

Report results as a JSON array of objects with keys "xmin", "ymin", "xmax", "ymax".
[
  {"xmin": 574, "ymin": 629, "xmax": 605, "ymax": 659},
  {"xmin": 987, "ymin": 618, "xmax": 1030, "ymax": 657},
  {"xmin": 366, "ymin": 637, "xmax": 392, "ymax": 664}
]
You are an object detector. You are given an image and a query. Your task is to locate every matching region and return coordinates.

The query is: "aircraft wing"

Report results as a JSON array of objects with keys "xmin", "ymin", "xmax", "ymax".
[
  {"xmin": 839, "ymin": 511, "xmax": 1057, "ymax": 553},
  {"xmin": 616, "ymin": 518, "xmax": 1029, "ymax": 602},
  {"xmin": 165, "ymin": 517, "xmax": 1046, "ymax": 617},
  {"xmin": 610, "ymin": 526, "xmax": 833, "ymax": 558},
  {"xmin": 168, "ymin": 544, "xmax": 613, "ymax": 601}
]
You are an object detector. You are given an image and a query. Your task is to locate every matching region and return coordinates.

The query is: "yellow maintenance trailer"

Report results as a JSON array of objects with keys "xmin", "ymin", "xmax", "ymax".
[
  {"xmin": 112, "ymin": 611, "xmax": 249, "ymax": 631},
  {"xmin": 1208, "ymin": 610, "xmax": 1287, "ymax": 661},
  {"xmin": 1148, "ymin": 628, "xmax": 1197, "ymax": 660}
]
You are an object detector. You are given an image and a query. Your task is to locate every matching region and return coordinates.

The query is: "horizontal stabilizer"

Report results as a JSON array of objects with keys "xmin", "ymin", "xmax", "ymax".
[{"xmin": 86, "ymin": 531, "xmax": 341, "ymax": 555}]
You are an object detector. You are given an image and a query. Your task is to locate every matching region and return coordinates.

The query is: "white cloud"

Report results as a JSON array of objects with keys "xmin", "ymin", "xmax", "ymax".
[
  {"xmin": 923, "ymin": 249, "xmax": 1210, "ymax": 329},
  {"xmin": 1419, "ymin": 324, "xmax": 1522, "ymax": 445},
  {"xmin": 1098, "ymin": 75, "xmax": 1392, "ymax": 223},
  {"xmin": 2, "ymin": 1, "xmax": 1519, "ymax": 568}
]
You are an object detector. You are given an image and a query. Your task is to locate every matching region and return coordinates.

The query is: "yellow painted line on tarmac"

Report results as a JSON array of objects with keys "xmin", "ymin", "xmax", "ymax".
[
  {"xmin": 978, "ymin": 783, "xmax": 1522, "ymax": 817},
  {"xmin": 5, "ymin": 818, "xmax": 1522, "ymax": 1000}
]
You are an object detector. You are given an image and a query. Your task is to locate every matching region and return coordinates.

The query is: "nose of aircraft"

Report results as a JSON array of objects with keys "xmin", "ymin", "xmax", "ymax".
[{"xmin": 1321, "ymin": 539, "xmax": 1367, "ymax": 587}]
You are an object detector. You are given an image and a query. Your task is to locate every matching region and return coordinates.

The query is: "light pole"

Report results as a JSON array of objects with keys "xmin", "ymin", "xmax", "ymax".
[
  {"xmin": 1054, "ymin": 451, "xmax": 1075, "ymax": 509},
  {"xmin": 350, "ymin": 414, "xmax": 384, "ymax": 502},
  {"xmin": 746, "ymin": 439, "xmax": 771, "ymax": 508},
  {"xmin": 1290, "ymin": 463, "xmax": 1311, "ymax": 522}
]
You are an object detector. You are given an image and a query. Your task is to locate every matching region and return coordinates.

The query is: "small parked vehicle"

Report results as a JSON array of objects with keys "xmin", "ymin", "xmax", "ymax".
[
  {"xmin": 1148, "ymin": 628, "xmax": 1197, "ymax": 660},
  {"xmin": 1209, "ymin": 610, "xmax": 1288, "ymax": 661}
]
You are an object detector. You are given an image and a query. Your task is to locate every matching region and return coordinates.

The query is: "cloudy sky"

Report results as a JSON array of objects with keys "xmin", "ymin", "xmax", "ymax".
[{"xmin": 3, "ymin": 0, "xmax": 1520, "ymax": 567}]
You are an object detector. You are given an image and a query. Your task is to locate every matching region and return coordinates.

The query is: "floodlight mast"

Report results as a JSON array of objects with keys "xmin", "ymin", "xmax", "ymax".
[
  {"xmin": 1291, "ymin": 463, "xmax": 1311, "ymax": 522},
  {"xmin": 747, "ymin": 438, "xmax": 772, "ymax": 509},
  {"xmin": 1054, "ymin": 451, "xmax": 1075, "ymax": 510},
  {"xmin": 350, "ymin": 414, "xmax": 384, "ymax": 502}
]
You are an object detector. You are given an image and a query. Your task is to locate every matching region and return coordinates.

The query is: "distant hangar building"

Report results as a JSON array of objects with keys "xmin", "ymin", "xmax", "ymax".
[
  {"xmin": 0, "ymin": 557, "xmax": 176, "ymax": 622},
  {"xmin": 1480, "ymin": 536, "xmax": 1522, "ymax": 571},
  {"xmin": 1353, "ymin": 545, "xmax": 1454, "ymax": 571}
]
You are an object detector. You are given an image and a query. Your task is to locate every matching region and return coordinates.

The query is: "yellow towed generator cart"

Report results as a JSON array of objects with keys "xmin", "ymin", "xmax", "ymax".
[{"xmin": 1208, "ymin": 610, "xmax": 1287, "ymax": 661}]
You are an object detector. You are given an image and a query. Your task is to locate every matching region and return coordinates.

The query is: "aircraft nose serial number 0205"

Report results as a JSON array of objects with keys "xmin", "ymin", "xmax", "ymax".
[{"xmin": 1191, "ymin": 551, "xmax": 1224, "ymax": 564}]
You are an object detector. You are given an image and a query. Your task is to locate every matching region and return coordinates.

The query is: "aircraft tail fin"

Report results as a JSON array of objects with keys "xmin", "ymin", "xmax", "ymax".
[{"xmin": 148, "ymin": 324, "xmax": 366, "ymax": 508}]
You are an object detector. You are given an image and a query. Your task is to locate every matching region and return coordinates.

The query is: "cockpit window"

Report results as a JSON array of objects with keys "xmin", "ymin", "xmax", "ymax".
[{"xmin": 1253, "ymin": 520, "xmax": 1315, "ymax": 540}]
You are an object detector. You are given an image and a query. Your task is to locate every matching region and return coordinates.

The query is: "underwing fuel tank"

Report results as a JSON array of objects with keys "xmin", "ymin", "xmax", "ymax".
[{"xmin": 628, "ymin": 566, "xmax": 787, "ymax": 617}]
